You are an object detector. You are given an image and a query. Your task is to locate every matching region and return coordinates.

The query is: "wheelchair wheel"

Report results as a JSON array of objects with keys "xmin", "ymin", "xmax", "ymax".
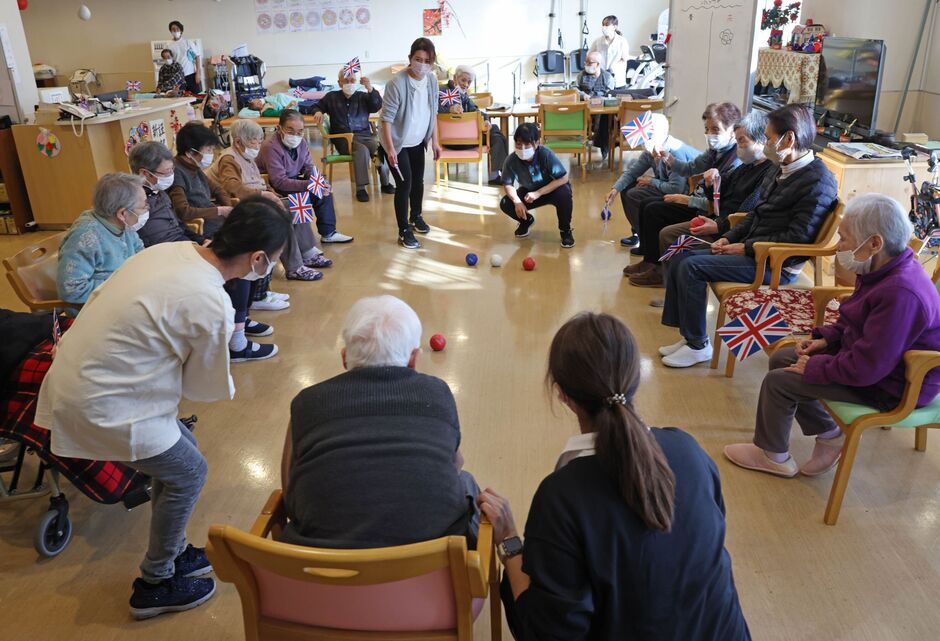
[{"xmin": 34, "ymin": 509, "xmax": 72, "ymax": 557}]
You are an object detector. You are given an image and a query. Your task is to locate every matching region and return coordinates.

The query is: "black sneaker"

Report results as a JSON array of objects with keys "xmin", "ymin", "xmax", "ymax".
[
  {"xmin": 174, "ymin": 544, "xmax": 212, "ymax": 578},
  {"xmin": 560, "ymin": 229, "xmax": 575, "ymax": 248},
  {"xmin": 620, "ymin": 234, "xmax": 639, "ymax": 247},
  {"xmin": 129, "ymin": 576, "xmax": 216, "ymax": 620},
  {"xmin": 630, "ymin": 246, "xmax": 644, "ymax": 256},
  {"xmin": 514, "ymin": 214, "xmax": 535, "ymax": 238},
  {"xmin": 398, "ymin": 229, "xmax": 421, "ymax": 250},
  {"xmin": 411, "ymin": 216, "xmax": 431, "ymax": 234},
  {"xmin": 244, "ymin": 320, "xmax": 273, "ymax": 337},
  {"xmin": 381, "ymin": 184, "xmax": 397, "ymax": 195},
  {"xmin": 355, "ymin": 189, "xmax": 369, "ymax": 202},
  {"xmin": 230, "ymin": 342, "xmax": 278, "ymax": 363}
]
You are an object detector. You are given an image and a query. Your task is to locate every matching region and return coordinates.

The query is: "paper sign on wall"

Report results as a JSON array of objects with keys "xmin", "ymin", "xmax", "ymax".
[
  {"xmin": 149, "ymin": 119, "xmax": 167, "ymax": 145},
  {"xmin": 255, "ymin": 1, "xmax": 371, "ymax": 35},
  {"xmin": 0, "ymin": 24, "xmax": 21, "ymax": 85}
]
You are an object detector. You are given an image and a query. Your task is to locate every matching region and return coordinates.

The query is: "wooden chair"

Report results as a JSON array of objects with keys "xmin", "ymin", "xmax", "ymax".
[
  {"xmin": 615, "ymin": 99, "xmax": 665, "ymax": 168},
  {"xmin": 709, "ymin": 201, "xmax": 844, "ymax": 377},
  {"xmin": 536, "ymin": 89, "xmax": 580, "ymax": 105},
  {"xmin": 207, "ymin": 490, "xmax": 502, "ymax": 641},
  {"xmin": 469, "ymin": 92, "xmax": 494, "ymax": 109},
  {"xmin": 3, "ymin": 232, "xmax": 79, "ymax": 312},
  {"xmin": 538, "ymin": 103, "xmax": 589, "ymax": 180},
  {"xmin": 435, "ymin": 112, "xmax": 487, "ymax": 191},
  {"xmin": 185, "ymin": 219, "xmax": 205, "ymax": 236},
  {"xmin": 318, "ymin": 116, "xmax": 356, "ymax": 194}
]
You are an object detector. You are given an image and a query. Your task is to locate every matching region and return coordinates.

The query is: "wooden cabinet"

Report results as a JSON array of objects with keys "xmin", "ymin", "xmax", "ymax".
[{"xmin": 0, "ymin": 127, "xmax": 32, "ymax": 233}]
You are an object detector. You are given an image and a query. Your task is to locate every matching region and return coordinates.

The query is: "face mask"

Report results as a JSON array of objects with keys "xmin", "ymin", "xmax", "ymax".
[
  {"xmin": 705, "ymin": 133, "xmax": 732, "ymax": 150},
  {"xmin": 282, "ymin": 133, "xmax": 303, "ymax": 149},
  {"xmin": 516, "ymin": 146, "xmax": 536, "ymax": 161},
  {"xmin": 126, "ymin": 210, "xmax": 149, "ymax": 232},
  {"xmin": 171, "ymin": 31, "xmax": 182, "ymax": 40},
  {"xmin": 242, "ymin": 146, "xmax": 260, "ymax": 160},
  {"xmin": 836, "ymin": 236, "xmax": 875, "ymax": 275},
  {"xmin": 585, "ymin": 64, "xmax": 600, "ymax": 74},
  {"xmin": 410, "ymin": 61, "xmax": 431, "ymax": 77},
  {"xmin": 199, "ymin": 152, "xmax": 213, "ymax": 169},
  {"xmin": 763, "ymin": 135, "xmax": 788, "ymax": 165},
  {"xmin": 342, "ymin": 83, "xmax": 358, "ymax": 97},
  {"xmin": 163, "ymin": 58, "xmax": 173, "ymax": 66},
  {"xmin": 602, "ymin": 25, "xmax": 617, "ymax": 37},
  {"xmin": 736, "ymin": 144, "xmax": 763, "ymax": 164},
  {"xmin": 243, "ymin": 252, "xmax": 274, "ymax": 281},
  {"xmin": 149, "ymin": 171, "xmax": 175, "ymax": 191}
]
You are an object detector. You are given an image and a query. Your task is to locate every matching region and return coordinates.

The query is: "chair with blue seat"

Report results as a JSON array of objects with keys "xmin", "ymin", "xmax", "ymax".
[{"xmin": 538, "ymin": 103, "xmax": 589, "ymax": 179}]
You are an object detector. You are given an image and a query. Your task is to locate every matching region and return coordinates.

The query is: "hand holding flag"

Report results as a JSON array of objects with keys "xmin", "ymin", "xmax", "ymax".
[
  {"xmin": 439, "ymin": 87, "xmax": 462, "ymax": 107},
  {"xmin": 307, "ymin": 167, "xmax": 331, "ymax": 198},
  {"xmin": 658, "ymin": 234, "xmax": 711, "ymax": 262},
  {"xmin": 342, "ymin": 57, "xmax": 361, "ymax": 78},
  {"xmin": 621, "ymin": 111, "xmax": 656, "ymax": 148},
  {"xmin": 716, "ymin": 302, "xmax": 791, "ymax": 362}
]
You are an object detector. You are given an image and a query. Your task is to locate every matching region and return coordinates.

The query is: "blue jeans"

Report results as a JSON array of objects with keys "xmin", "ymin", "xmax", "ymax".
[{"xmin": 661, "ymin": 250, "xmax": 797, "ymax": 344}]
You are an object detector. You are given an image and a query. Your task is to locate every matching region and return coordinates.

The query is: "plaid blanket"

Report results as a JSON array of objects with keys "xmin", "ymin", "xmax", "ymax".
[{"xmin": 0, "ymin": 334, "xmax": 145, "ymax": 504}]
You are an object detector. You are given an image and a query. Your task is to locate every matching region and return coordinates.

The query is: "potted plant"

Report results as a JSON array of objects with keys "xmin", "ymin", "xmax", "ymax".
[{"xmin": 761, "ymin": 0, "xmax": 802, "ymax": 49}]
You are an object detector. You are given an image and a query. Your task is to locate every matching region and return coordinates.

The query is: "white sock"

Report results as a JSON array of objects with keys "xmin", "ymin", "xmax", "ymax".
[{"xmin": 229, "ymin": 329, "xmax": 248, "ymax": 352}]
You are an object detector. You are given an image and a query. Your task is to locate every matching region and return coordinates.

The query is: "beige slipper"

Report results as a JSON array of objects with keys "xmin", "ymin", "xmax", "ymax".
[{"xmin": 723, "ymin": 443, "xmax": 798, "ymax": 478}]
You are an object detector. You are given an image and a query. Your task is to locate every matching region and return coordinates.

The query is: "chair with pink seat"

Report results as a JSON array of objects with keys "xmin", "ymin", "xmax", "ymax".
[
  {"xmin": 435, "ymin": 112, "xmax": 487, "ymax": 192},
  {"xmin": 207, "ymin": 489, "xmax": 502, "ymax": 641}
]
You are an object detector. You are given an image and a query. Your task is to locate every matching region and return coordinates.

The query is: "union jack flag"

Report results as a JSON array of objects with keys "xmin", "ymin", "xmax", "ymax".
[
  {"xmin": 291, "ymin": 87, "xmax": 306, "ymax": 98},
  {"xmin": 52, "ymin": 310, "xmax": 61, "ymax": 347},
  {"xmin": 658, "ymin": 234, "xmax": 705, "ymax": 262},
  {"xmin": 342, "ymin": 57, "xmax": 361, "ymax": 78},
  {"xmin": 306, "ymin": 167, "xmax": 330, "ymax": 198},
  {"xmin": 125, "ymin": 80, "xmax": 141, "ymax": 92},
  {"xmin": 287, "ymin": 191, "xmax": 315, "ymax": 224},
  {"xmin": 717, "ymin": 302, "xmax": 792, "ymax": 362},
  {"xmin": 620, "ymin": 110, "xmax": 655, "ymax": 148},
  {"xmin": 439, "ymin": 88, "xmax": 462, "ymax": 107}
]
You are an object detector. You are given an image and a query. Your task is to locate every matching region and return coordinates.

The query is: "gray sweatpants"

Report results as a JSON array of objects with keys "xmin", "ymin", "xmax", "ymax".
[
  {"xmin": 122, "ymin": 422, "xmax": 207, "ymax": 583},
  {"xmin": 754, "ymin": 345, "xmax": 871, "ymax": 454},
  {"xmin": 334, "ymin": 132, "xmax": 390, "ymax": 189},
  {"xmin": 280, "ymin": 222, "xmax": 318, "ymax": 272}
]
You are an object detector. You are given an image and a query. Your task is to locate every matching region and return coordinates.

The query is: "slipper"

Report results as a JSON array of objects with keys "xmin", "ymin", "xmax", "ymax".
[
  {"xmin": 800, "ymin": 434, "xmax": 845, "ymax": 476},
  {"xmin": 286, "ymin": 266, "xmax": 323, "ymax": 281},
  {"xmin": 723, "ymin": 443, "xmax": 798, "ymax": 478}
]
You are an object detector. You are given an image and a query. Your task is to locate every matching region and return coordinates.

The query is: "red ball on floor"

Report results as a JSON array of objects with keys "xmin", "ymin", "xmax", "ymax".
[
  {"xmin": 429, "ymin": 334, "xmax": 447, "ymax": 351},
  {"xmin": 522, "ymin": 257, "xmax": 536, "ymax": 271}
]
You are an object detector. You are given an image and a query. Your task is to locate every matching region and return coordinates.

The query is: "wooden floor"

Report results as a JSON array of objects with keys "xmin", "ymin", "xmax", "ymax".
[{"xmin": 3, "ymin": 159, "xmax": 940, "ymax": 641}]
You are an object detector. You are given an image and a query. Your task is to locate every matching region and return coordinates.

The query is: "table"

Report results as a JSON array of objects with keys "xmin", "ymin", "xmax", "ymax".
[
  {"xmin": 13, "ymin": 98, "xmax": 195, "ymax": 228},
  {"xmin": 755, "ymin": 48, "xmax": 821, "ymax": 105}
]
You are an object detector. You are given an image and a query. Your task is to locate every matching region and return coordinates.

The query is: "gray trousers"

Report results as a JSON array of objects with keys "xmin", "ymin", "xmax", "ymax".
[
  {"xmin": 755, "ymin": 345, "xmax": 870, "ymax": 454},
  {"xmin": 334, "ymin": 132, "xmax": 390, "ymax": 189},
  {"xmin": 281, "ymin": 222, "xmax": 318, "ymax": 272},
  {"xmin": 122, "ymin": 422, "xmax": 207, "ymax": 583}
]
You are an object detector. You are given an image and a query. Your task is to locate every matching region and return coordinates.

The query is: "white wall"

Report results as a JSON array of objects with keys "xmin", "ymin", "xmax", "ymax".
[
  {"xmin": 0, "ymin": 0, "xmax": 37, "ymax": 122},
  {"xmin": 21, "ymin": 0, "xmax": 665, "ymax": 104}
]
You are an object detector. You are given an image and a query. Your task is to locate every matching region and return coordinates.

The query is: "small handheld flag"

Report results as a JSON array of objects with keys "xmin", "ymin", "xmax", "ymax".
[
  {"xmin": 125, "ymin": 80, "xmax": 141, "ymax": 92},
  {"xmin": 291, "ymin": 87, "xmax": 306, "ymax": 98},
  {"xmin": 342, "ymin": 57, "xmax": 361, "ymax": 78},
  {"xmin": 620, "ymin": 110, "xmax": 655, "ymax": 148},
  {"xmin": 658, "ymin": 234, "xmax": 709, "ymax": 262},
  {"xmin": 439, "ymin": 88, "xmax": 462, "ymax": 107},
  {"xmin": 717, "ymin": 302, "xmax": 791, "ymax": 362},
  {"xmin": 306, "ymin": 167, "xmax": 330, "ymax": 199},
  {"xmin": 52, "ymin": 309, "xmax": 62, "ymax": 347},
  {"xmin": 712, "ymin": 173, "xmax": 722, "ymax": 215},
  {"xmin": 287, "ymin": 191, "xmax": 315, "ymax": 225}
]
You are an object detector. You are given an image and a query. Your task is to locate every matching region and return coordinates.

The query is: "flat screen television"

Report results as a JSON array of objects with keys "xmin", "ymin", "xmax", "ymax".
[{"xmin": 815, "ymin": 37, "xmax": 886, "ymax": 137}]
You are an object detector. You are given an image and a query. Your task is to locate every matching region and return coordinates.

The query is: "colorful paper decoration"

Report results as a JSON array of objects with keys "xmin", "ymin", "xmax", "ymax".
[{"xmin": 35, "ymin": 129, "xmax": 61, "ymax": 158}]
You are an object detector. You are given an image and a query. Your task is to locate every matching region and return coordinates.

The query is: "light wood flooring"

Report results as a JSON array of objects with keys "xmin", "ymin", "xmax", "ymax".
[{"xmin": 3, "ymin": 159, "xmax": 940, "ymax": 640}]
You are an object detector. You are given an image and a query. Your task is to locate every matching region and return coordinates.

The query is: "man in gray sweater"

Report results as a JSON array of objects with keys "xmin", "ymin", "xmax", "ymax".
[{"xmin": 280, "ymin": 295, "xmax": 480, "ymax": 549}]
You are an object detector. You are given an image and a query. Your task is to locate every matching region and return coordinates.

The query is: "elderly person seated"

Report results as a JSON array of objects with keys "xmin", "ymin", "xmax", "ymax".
[
  {"xmin": 311, "ymin": 69, "xmax": 392, "ymax": 202},
  {"xmin": 724, "ymin": 194, "xmax": 940, "ymax": 477},
  {"xmin": 156, "ymin": 48, "xmax": 185, "ymax": 95},
  {"xmin": 439, "ymin": 65, "xmax": 509, "ymax": 185},
  {"xmin": 658, "ymin": 103, "xmax": 838, "ymax": 368},
  {"xmin": 280, "ymin": 295, "xmax": 481, "ymax": 548},
  {"xmin": 168, "ymin": 122, "xmax": 233, "ymax": 238},
  {"xmin": 130, "ymin": 141, "xmax": 278, "ymax": 362},
  {"xmin": 603, "ymin": 113, "xmax": 699, "ymax": 249},
  {"xmin": 576, "ymin": 51, "xmax": 615, "ymax": 160},
  {"xmin": 259, "ymin": 109, "xmax": 353, "ymax": 281},
  {"xmin": 57, "ymin": 173, "xmax": 146, "ymax": 306}
]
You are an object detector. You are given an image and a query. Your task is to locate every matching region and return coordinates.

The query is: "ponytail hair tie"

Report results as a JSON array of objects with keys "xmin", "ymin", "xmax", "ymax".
[{"xmin": 606, "ymin": 393, "xmax": 627, "ymax": 407}]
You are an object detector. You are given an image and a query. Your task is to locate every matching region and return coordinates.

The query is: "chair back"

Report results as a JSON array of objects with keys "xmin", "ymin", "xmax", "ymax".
[
  {"xmin": 535, "ymin": 50, "xmax": 566, "ymax": 75},
  {"xmin": 539, "ymin": 103, "xmax": 588, "ymax": 138},
  {"xmin": 469, "ymin": 92, "xmax": 493, "ymax": 109},
  {"xmin": 3, "ymin": 232, "xmax": 69, "ymax": 312},
  {"xmin": 814, "ymin": 200, "xmax": 844, "ymax": 247},
  {"xmin": 436, "ymin": 112, "xmax": 483, "ymax": 147},
  {"xmin": 536, "ymin": 89, "xmax": 579, "ymax": 104},
  {"xmin": 617, "ymin": 99, "xmax": 666, "ymax": 150}
]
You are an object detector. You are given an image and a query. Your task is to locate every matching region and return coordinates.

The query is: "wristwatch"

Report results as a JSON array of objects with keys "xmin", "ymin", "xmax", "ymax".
[{"xmin": 497, "ymin": 536, "xmax": 523, "ymax": 562}]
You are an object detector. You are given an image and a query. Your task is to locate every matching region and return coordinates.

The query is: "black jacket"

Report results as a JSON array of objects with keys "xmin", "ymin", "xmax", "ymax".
[
  {"xmin": 311, "ymin": 88, "xmax": 383, "ymax": 135},
  {"xmin": 715, "ymin": 160, "xmax": 778, "ymax": 235},
  {"xmin": 724, "ymin": 156, "xmax": 838, "ymax": 267},
  {"xmin": 137, "ymin": 186, "xmax": 203, "ymax": 248}
]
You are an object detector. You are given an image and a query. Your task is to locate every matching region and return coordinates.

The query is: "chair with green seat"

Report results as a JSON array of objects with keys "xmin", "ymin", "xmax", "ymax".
[
  {"xmin": 538, "ymin": 103, "xmax": 589, "ymax": 180},
  {"xmin": 318, "ymin": 116, "xmax": 355, "ymax": 195}
]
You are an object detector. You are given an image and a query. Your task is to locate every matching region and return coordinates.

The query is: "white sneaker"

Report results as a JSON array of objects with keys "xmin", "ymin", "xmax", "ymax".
[
  {"xmin": 250, "ymin": 293, "xmax": 290, "ymax": 311},
  {"xmin": 269, "ymin": 290, "xmax": 290, "ymax": 302},
  {"xmin": 321, "ymin": 231, "xmax": 353, "ymax": 243},
  {"xmin": 658, "ymin": 338, "xmax": 687, "ymax": 357},
  {"xmin": 662, "ymin": 343, "xmax": 713, "ymax": 368}
]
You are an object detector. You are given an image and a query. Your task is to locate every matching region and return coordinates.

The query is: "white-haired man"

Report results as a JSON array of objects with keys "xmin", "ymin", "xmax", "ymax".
[
  {"xmin": 310, "ymin": 69, "xmax": 394, "ymax": 202},
  {"xmin": 280, "ymin": 295, "xmax": 481, "ymax": 548}
]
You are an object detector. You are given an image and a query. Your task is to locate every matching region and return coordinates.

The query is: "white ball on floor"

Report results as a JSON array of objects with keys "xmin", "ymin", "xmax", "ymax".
[
  {"xmin": 490, "ymin": 254, "xmax": 504, "ymax": 267},
  {"xmin": 78, "ymin": 4, "xmax": 91, "ymax": 20}
]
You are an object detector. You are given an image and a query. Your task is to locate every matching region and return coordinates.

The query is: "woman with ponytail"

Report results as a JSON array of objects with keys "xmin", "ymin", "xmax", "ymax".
[{"xmin": 478, "ymin": 312, "xmax": 750, "ymax": 640}]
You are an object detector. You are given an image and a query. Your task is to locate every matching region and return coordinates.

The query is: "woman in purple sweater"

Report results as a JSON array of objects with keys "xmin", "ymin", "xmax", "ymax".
[{"xmin": 725, "ymin": 193, "xmax": 940, "ymax": 477}]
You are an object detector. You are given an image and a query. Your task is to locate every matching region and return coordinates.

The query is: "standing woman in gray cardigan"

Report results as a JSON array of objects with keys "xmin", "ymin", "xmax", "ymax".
[{"xmin": 380, "ymin": 38, "xmax": 442, "ymax": 250}]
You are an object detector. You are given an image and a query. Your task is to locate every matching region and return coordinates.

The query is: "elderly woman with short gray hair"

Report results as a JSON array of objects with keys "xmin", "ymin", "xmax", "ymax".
[
  {"xmin": 57, "ymin": 172, "xmax": 146, "ymax": 305},
  {"xmin": 212, "ymin": 119, "xmax": 282, "ymax": 204},
  {"xmin": 725, "ymin": 193, "xmax": 940, "ymax": 478}
]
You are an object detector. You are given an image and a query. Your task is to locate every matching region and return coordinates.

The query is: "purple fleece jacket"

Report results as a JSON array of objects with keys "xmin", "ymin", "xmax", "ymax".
[
  {"xmin": 806, "ymin": 248, "xmax": 940, "ymax": 408},
  {"xmin": 257, "ymin": 133, "xmax": 313, "ymax": 195}
]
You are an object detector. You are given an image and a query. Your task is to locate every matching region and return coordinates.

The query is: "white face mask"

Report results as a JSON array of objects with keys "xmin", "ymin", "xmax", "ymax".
[
  {"xmin": 516, "ymin": 146, "xmax": 536, "ymax": 161},
  {"xmin": 147, "ymin": 170, "xmax": 174, "ymax": 191},
  {"xmin": 836, "ymin": 236, "xmax": 875, "ymax": 275},
  {"xmin": 171, "ymin": 31, "xmax": 182, "ymax": 40},
  {"xmin": 602, "ymin": 25, "xmax": 617, "ymax": 38},
  {"xmin": 342, "ymin": 83, "xmax": 358, "ymax": 97},
  {"xmin": 763, "ymin": 135, "xmax": 788, "ymax": 165},
  {"xmin": 282, "ymin": 133, "xmax": 303, "ymax": 149},
  {"xmin": 199, "ymin": 152, "xmax": 213, "ymax": 169},
  {"xmin": 126, "ymin": 209, "xmax": 149, "ymax": 232},
  {"xmin": 243, "ymin": 252, "xmax": 274, "ymax": 281},
  {"xmin": 705, "ymin": 133, "xmax": 733, "ymax": 150},
  {"xmin": 585, "ymin": 64, "xmax": 600, "ymax": 74},
  {"xmin": 242, "ymin": 146, "xmax": 260, "ymax": 160},
  {"xmin": 410, "ymin": 60, "xmax": 431, "ymax": 78},
  {"xmin": 162, "ymin": 58, "xmax": 174, "ymax": 66},
  {"xmin": 736, "ymin": 144, "xmax": 764, "ymax": 164}
]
